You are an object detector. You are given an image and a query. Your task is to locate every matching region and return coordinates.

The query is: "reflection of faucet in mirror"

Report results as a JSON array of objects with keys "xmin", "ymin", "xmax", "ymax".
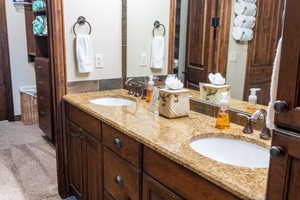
[{"xmin": 125, "ymin": 78, "xmax": 147, "ymax": 98}]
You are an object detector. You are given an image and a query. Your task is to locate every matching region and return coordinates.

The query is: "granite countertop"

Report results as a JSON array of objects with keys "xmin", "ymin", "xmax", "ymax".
[
  {"xmin": 63, "ymin": 89, "xmax": 271, "ymax": 200},
  {"xmin": 189, "ymin": 89, "xmax": 268, "ymax": 114}
]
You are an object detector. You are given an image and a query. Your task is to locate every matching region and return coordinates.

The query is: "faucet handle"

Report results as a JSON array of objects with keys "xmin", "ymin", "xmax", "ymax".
[{"xmin": 237, "ymin": 113, "xmax": 254, "ymax": 134}]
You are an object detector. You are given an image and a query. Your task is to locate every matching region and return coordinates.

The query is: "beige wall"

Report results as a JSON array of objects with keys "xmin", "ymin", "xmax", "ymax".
[
  {"xmin": 63, "ymin": 0, "xmax": 122, "ymax": 82},
  {"xmin": 226, "ymin": 0, "xmax": 248, "ymax": 100},
  {"xmin": 6, "ymin": 2, "xmax": 36, "ymax": 115},
  {"xmin": 127, "ymin": 0, "xmax": 170, "ymax": 77}
]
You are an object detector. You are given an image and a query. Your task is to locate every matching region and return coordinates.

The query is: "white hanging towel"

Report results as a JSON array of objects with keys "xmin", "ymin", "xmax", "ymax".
[
  {"xmin": 235, "ymin": 2, "xmax": 257, "ymax": 17},
  {"xmin": 234, "ymin": 15, "xmax": 256, "ymax": 29},
  {"xmin": 76, "ymin": 34, "xmax": 94, "ymax": 73},
  {"xmin": 232, "ymin": 27, "xmax": 253, "ymax": 41},
  {"xmin": 266, "ymin": 39, "xmax": 282, "ymax": 130},
  {"xmin": 151, "ymin": 36, "xmax": 165, "ymax": 69}
]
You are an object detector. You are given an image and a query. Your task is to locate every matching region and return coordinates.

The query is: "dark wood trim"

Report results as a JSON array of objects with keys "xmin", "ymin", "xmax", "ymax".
[
  {"xmin": 47, "ymin": 0, "xmax": 69, "ymax": 197},
  {"xmin": 122, "ymin": 0, "xmax": 127, "ymax": 87},
  {"xmin": 0, "ymin": 0, "xmax": 15, "ymax": 121},
  {"xmin": 168, "ymin": 0, "xmax": 177, "ymax": 74}
]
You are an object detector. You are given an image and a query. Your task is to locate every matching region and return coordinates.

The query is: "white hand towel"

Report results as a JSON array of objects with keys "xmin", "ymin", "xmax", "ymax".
[
  {"xmin": 234, "ymin": 15, "xmax": 256, "ymax": 29},
  {"xmin": 151, "ymin": 36, "xmax": 165, "ymax": 69},
  {"xmin": 232, "ymin": 27, "xmax": 253, "ymax": 41},
  {"xmin": 76, "ymin": 34, "xmax": 94, "ymax": 73},
  {"xmin": 237, "ymin": 0, "xmax": 257, "ymax": 4},
  {"xmin": 266, "ymin": 38, "xmax": 282, "ymax": 130},
  {"xmin": 235, "ymin": 2, "xmax": 257, "ymax": 17}
]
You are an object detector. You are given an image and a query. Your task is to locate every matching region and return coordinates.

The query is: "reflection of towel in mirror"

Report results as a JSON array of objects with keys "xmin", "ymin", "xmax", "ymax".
[
  {"xmin": 151, "ymin": 36, "xmax": 165, "ymax": 69},
  {"xmin": 232, "ymin": 27, "xmax": 253, "ymax": 41},
  {"xmin": 267, "ymin": 38, "xmax": 282, "ymax": 130},
  {"xmin": 237, "ymin": 0, "xmax": 257, "ymax": 3},
  {"xmin": 234, "ymin": 15, "xmax": 256, "ymax": 29},
  {"xmin": 76, "ymin": 34, "xmax": 94, "ymax": 73},
  {"xmin": 235, "ymin": 2, "xmax": 257, "ymax": 16}
]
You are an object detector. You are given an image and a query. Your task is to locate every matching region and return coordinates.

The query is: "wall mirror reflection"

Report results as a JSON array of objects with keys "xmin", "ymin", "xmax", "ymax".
[{"xmin": 125, "ymin": 0, "xmax": 284, "ymax": 113}]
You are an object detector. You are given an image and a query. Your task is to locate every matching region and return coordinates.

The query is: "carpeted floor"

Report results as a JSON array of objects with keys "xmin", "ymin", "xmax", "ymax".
[{"xmin": 0, "ymin": 121, "xmax": 76, "ymax": 200}]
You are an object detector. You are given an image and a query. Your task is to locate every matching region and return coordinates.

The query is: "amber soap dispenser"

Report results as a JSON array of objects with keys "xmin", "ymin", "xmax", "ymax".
[{"xmin": 215, "ymin": 92, "xmax": 230, "ymax": 130}]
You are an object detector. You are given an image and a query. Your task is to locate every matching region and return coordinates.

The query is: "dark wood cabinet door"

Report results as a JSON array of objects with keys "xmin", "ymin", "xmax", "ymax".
[
  {"xmin": 267, "ymin": 131, "xmax": 300, "ymax": 200},
  {"xmin": 244, "ymin": 0, "xmax": 284, "ymax": 106},
  {"xmin": 143, "ymin": 174, "xmax": 184, "ymax": 200},
  {"xmin": 35, "ymin": 57, "xmax": 53, "ymax": 139},
  {"xmin": 83, "ymin": 134, "xmax": 103, "ymax": 200},
  {"xmin": 275, "ymin": 0, "xmax": 300, "ymax": 132},
  {"xmin": 185, "ymin": 0, "xmax": 216, "ymax": 89},
  {"xmin": 66, "ymin": 121, "xmax": 85, "ymax": 199}
]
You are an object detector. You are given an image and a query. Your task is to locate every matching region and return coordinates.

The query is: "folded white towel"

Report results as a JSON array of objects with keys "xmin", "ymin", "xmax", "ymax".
[
  {"xmin": 235, "ymin": 2, "xmax": 257, "ymax": 17},
  {"xmin": 232, "ymin": 27, "xmax": 253, "ymax": 41},
  {"xmin": 76, "ymin": 34, "xmax": 94, "ymax": 73},
  {"xmin": 151, "ymin": 36, "xmax": 165, "ymax": 69},
  {"xmin": 266, "ymin": 38, "xmax": 282, "ymax": 130},
  {"xmin": 237, "ymin": 0, "xmax": 257, "ymax": 3},
  {"xmin": 234, "ymin": 15, "xmax": 256, "ymax": 29}
]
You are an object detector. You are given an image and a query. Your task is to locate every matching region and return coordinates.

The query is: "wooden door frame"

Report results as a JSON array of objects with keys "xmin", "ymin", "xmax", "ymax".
[
  {"xmin": 0, "ymin": 0, "xmax": 15, "ymax": 121},
  {"xmin": 168, "ymin": 0, "xmax": 177, "ymax": 74},
  {"xmin": 47, "ymin": 0, "xmax": 68, "ymax": 197}
]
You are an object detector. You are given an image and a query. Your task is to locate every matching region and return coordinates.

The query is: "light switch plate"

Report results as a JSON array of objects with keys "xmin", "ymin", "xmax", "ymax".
[
  {"xmin": 95, "ymin": 53, "xmax": 104, "ymax": 69},
  {"xmin": 140, "ymin": 53, "xmax": 148, "ymax": 67}
]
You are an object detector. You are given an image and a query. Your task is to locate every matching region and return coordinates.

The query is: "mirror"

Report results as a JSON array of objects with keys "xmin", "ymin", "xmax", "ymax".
[{"xmin": 126, "ymin": 0, "xmax": 284, "ymax": 112}]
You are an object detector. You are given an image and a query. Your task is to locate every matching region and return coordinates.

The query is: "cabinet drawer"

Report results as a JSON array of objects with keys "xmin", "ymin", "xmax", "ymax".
[
  {"xmin": 103, "ymin": 147, "xmax": 140, "ymax": 200},
  {"xmin": 143, "ymin": 147, "xmax": 240, "ymax": 200},
  {"xmin": 67, "ymin": 104, "xmax": 101, "ymax": 141},
  {"xmin": 103, "ymin": 123, "xmax": 141, "ymax": 168}
]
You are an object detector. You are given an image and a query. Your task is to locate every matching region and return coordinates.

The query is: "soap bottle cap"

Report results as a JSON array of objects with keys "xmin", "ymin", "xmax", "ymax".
[
  {"xmin": 250, "ymin": 88, "xmax": 261, "ymax": 96},
  {"xmin": 249, "ymin": 88, "xmax": 261, "ymax": 101},
  {"xmin": 220, "ymin": 92, "xmax": 230, "ymax": 106},
  {"xmin": 148, "ymin": 75, "xmax": 154, "ymax": 87}
]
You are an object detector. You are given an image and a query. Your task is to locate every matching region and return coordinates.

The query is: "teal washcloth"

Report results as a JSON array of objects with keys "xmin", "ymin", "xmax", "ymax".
[
  {"xmin": 32, "ymin": 0, "xmax": 46, "ymax": 11},
  {"xmin": 32, "ymin": 16, "xmax": 47, "ymax": 35}
]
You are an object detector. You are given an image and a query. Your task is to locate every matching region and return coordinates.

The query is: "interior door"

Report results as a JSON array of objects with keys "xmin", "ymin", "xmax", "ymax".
[
  {"xmin": 0, "ymin": 0, "xmax": 14, "ymax": 121},
  {"xmin": 274, "ymin": 0, "xmax": 300, "ymax": 132},
  {"xmin": 185, "ymin": 0, "xmax": 216, "ymax": 89},
  {"xmin": 244, "ymin": 0, "xmax": 284, "ymax": 105}
]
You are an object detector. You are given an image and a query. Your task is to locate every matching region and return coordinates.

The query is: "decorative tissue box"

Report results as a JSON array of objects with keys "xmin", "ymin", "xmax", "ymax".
[
  {"xmin": 200, "ymin": 84, "xmax": 231, "ymax": 104},
  {"xmin": 159, "ymin": 89, "xmax": 190, "ymax": 119}
]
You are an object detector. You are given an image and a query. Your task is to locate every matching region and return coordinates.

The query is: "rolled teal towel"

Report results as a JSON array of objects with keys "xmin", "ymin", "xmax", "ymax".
[
  {"xmin": 32, "ymin": 16, "xmax": 46, "ymax": 35},
  {"xmin": 32, "ymin": 0, "xmax": 46, "ymax": 11}
]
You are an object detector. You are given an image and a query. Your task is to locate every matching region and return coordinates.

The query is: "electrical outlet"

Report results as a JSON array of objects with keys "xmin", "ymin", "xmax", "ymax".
[
  {"xmin": 140, "ymin": 53, "xmax": 148, "ymax": 67},
  {"xmin": 95, "ymin": 53, "xmax": 104, "ymax": 69}
]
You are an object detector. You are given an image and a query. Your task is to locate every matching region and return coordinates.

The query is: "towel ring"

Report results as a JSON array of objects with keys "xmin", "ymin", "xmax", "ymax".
[
  {"xmin": 73, "ymin": 16, "xmax": 92, "ymax": 36},
  {"xmin": 152, "ymin": 20, "xmax": 166, "ymax": 37}
]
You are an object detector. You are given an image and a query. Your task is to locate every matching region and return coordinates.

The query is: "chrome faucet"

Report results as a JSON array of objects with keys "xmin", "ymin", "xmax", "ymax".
[
  {"xmin": 251, "ymin": 109, "xmax": 271, "ymax": 140},
  {"xmin": 125, "ymin": 78, "xmax": 146, "ymax": 98},
  {"xmin": 238, "ymin": 109, "xmax": 271, "ymax": 140}
]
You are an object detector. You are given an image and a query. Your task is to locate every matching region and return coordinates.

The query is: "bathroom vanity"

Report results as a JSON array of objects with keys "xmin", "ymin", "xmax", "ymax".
[{"xmin": 62, "ymin": 90, "xmax": 270, "ymax": 200}]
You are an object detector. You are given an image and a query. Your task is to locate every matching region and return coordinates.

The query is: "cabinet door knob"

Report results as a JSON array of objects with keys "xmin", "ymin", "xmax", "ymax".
[
  {"xmin": 270, "ymin": 146, "xmax": 285, "ymax": 157},
  {"xmin": 113, "ymin": 138, "xmax": 123, "ymax": 148},
  {"xmin": 274, "ymin": 101, "xmax": 289, "ymax": 113},
  {"xmin": 114, "ymin": 175, "xmax": 124, "ymax": 187}
]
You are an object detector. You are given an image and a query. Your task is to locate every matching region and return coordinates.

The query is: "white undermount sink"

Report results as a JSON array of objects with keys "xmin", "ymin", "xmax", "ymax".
[
  {"xmin": 190, "ymin": 137, "xmax": 270, "ymax": 168},
  {"xmin": 89, "ymin": 97, "xmax": 135, "ymax": 107}
]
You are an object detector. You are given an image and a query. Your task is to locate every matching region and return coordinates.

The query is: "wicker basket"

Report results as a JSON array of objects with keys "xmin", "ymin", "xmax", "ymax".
[{"xmin": 20, "ymin": 88, "xmax": 38, "ymax": 125}]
